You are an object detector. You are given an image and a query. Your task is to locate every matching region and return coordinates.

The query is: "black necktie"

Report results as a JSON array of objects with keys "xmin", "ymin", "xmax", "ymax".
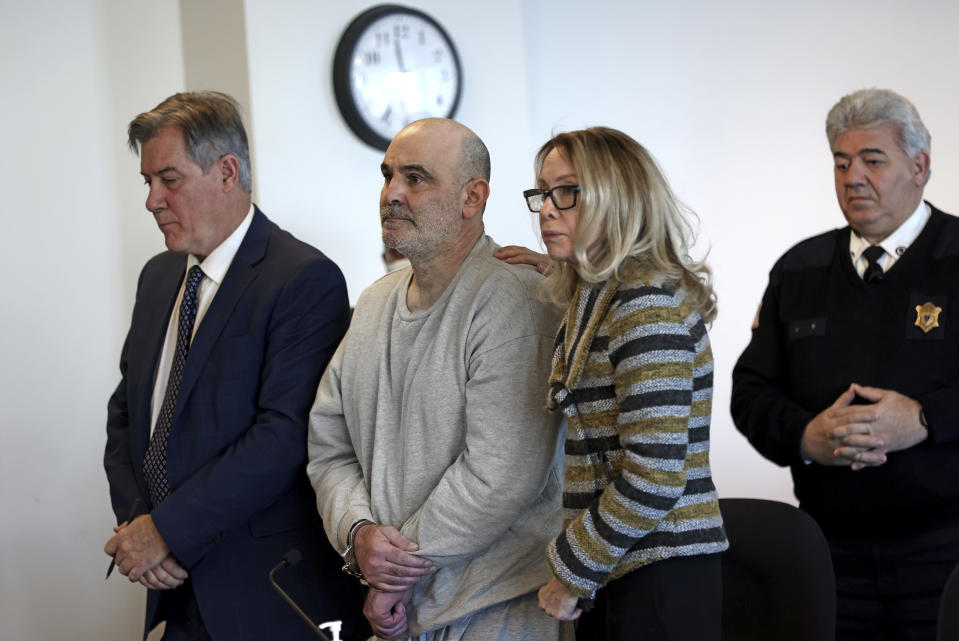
[
  {"xmin": 143, "ymin": 265, "xmax": 205, "ymax": 506},
  {"xmin": 862, "ymin": 245, "xmax": 885, "ymax": 284}
]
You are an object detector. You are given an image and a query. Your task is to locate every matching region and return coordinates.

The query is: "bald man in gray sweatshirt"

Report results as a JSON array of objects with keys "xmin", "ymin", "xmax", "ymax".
[{"xmin": 307, "ymin": 119, "xmax": 563, "ymax": 641}]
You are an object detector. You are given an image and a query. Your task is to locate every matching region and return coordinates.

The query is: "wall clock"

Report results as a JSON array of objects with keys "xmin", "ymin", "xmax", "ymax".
[{"xmin": 333, "ymin": 4, "xmax": 463, "ymax": 151}]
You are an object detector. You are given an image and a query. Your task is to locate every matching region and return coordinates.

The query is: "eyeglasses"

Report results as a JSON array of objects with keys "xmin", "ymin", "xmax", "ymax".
[{"xmin": 523, "ymin": 185, "xmax": 581, "ymax": 212}]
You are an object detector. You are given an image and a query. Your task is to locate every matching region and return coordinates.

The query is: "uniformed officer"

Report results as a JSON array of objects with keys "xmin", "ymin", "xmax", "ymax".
[{"xmin": 732, "ymin": 88, "xmax": 959, "ymax": 640}]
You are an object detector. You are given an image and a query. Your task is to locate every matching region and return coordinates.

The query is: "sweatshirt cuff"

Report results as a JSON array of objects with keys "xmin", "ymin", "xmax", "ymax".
[{"xmin": 337, "ymin": 507, "xmax": 375, "ymax": 551}]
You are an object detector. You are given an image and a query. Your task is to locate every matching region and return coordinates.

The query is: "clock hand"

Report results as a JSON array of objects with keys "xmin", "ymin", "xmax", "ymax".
[{"xmin": 394, "ymin": 31, "xmax": 407, "ymax": 72}]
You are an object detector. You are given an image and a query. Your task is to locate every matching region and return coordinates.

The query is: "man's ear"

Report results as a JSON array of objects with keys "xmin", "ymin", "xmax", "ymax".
[
  {"xmin": 462, "ymin": 178, "xmax": 490, "ymax": 219},
  {"xmin": 217, "ymin": 154, "xmax": 241, "ymax": 192},
  {"xmin": 911, "ymin": 150, "xmax": 930, "ymax": 187}
]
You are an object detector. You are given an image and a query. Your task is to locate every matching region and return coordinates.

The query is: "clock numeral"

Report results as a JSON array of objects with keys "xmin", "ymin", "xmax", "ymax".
[
  {"xmin": 364, "ymin": 51, "xmax": 381, "ymax": 65},
  {"xmin": 418, "ymin": 30, "xmax": 425, "ymax": 45},
  {"xmin": 436, "ymin": 94, "xmax": 444, "ymax": 107},
  {"xmin": 375, "ymin": 32, "xmax": 391, "ymax": 47},
  {"xmin": 433, "ymin": 49, "xmax": 443, "ymax": 63},
  {"xmin": 395, "ymin": 23, "xmax": 410, "ymax": 39},
  {"xmin": 381, "ymin": 106, "xmax": 392, "ymax": 124},
  {"xmin": 441, "ymin": 70, "xmax": 450, "ymax": 82}
]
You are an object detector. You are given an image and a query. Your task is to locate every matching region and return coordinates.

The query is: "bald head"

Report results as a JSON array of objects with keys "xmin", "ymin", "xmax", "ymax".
[
  {"xmin": 379, "ymin": 118, "xmax": 491, "ymax": 270},
  {"xmin": 395, "ymin": 118, "xmax": 490, "ymax": 187}
]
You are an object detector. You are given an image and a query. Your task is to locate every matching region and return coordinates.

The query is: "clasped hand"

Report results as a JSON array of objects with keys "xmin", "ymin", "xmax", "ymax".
[
  {"xmin": 354, "ymin": 524, "xmax": 434, "ymax": 638},
  {"xmin": 353, "ymin": 524, "xmax": 434, "ymax": 592},
  {"xmin": 104, "ymin": 514, "xmax": 187, "ymax": 590},
  {"xmin": 800, "ymin": 383, "xmax": 927, "ymax": 470},
  {"xmin": 364, "ymin": 588, "xmax": 413, "ymax": 640}
]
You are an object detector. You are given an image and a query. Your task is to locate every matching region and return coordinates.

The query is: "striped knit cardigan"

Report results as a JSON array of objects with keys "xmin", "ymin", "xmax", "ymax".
[{"xmin": 545, "ymin": 259, "xmax": 728, "ymax": 598}]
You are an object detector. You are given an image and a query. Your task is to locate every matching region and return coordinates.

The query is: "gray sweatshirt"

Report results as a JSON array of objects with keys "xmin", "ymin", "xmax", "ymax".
[{"xmin": 307, "ymin": 235, "xmax": 564, "ymax": 635}]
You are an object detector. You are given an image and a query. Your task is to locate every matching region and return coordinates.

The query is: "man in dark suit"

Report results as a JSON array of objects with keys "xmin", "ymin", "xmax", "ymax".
[{"xmin": 103, "ymin": 91, "xmax": 365, "ymax": 641}]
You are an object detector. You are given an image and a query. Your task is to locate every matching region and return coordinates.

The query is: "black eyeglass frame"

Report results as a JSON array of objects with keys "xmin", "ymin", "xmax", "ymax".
[{"xmin": 523, "ymin": 185, "xmax": 581, "ymax": 212}]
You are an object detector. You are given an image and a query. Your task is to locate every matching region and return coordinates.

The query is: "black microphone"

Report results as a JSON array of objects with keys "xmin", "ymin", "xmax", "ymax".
[
  {"xmin": 269, "ymin": 549, "xmax": 333, "ymax": 641},
  {"xmin": 284, "ymin": 549, "xmax": 304, "ymax": 567}
]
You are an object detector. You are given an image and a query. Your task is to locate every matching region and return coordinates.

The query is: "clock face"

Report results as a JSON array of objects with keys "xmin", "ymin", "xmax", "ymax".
[{"xmin": 334, "ymin": 6, "xmax": 462, "ymax": 150}]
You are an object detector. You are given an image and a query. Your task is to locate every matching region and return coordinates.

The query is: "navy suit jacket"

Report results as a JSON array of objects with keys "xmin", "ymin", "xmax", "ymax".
[{"xmin": 105, "ymin": 208, "xmax": 366, "ymax": 640}]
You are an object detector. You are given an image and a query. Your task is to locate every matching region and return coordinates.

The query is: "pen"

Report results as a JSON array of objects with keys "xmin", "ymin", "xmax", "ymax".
[{"xmin": 105, "ymin": 498, "xmax": 140, "ymax": 579}]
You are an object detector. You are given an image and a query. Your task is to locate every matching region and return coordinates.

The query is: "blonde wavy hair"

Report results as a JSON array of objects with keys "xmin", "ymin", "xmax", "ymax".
[{"xmin": 537, "ymin": 127, "xmax": 716, "ymax": 323}]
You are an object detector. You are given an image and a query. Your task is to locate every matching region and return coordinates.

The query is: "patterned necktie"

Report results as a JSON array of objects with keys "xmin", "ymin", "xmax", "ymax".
[
  {"xmin": 862, "ymin": 245, "xmax": 886, "ymax": 284},
  {"xmin": 143, "ymin": 265, "xmax": 205, "ymax": 506}
]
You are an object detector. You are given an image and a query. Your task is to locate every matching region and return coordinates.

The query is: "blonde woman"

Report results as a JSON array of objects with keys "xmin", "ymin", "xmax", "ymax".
[{"xmin": 497, "ymin": 127, "xmax": 728, "ymax": 640}]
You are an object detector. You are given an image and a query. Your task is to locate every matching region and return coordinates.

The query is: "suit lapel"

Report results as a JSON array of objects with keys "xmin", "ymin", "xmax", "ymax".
[{"xmin": 172, "ymin": 208, "xmax": 270, "ymax": 421}]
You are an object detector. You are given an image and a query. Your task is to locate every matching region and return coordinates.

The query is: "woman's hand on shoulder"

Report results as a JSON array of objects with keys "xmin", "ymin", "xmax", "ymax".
[{"xmin": 494, "ymin": 245, "xmax": 551, "ymax": 274}]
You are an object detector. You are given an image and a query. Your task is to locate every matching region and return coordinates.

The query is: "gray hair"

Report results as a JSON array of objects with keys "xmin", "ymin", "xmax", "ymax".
[
  {"xmin": 826, "ymin": 88, "xmax": 931, "ymax": 161},
  {"xmin": 459, "ymin": 132, "xmax": 491, "ymax": 182},
  {"xmin": 451, "ymin": 126, "xmax": 490, "ymax": 215},
  {"xmin": 128, "ymin": 91, "xmax": 252, "ymax": 192}
]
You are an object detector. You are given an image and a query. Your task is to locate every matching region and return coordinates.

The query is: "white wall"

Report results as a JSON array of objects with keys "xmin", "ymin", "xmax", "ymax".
[
  {"xmin": 0, "ymin": 2, "xmax": 184, "ymax": 639},
  {"xmin": 3, "ymin": 1, "xmax": 959, "ymax": 639}
]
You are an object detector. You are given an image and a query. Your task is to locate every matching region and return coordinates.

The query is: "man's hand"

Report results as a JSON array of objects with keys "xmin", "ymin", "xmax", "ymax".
[
  {"xmin": 137, "ymin": 555, "xmax": 188, "ymax": 590},
  {"xmin": 538, "ymin": 577, "xmax": 582, "ymax": 621},
  {"xmin": 363, "ymin": 587, "xmax": 412, "ymax": 640},
  {"xmin": 830, "ymin": 384, "xmax": 927, "ymax": 467},
  {"xmin": 354, "ymin": 524, "xmax": 433, "ymax": 592},
  {"xmin": 104, "ymin": 514, "xmax": 172, "ymax": 583},
  {"xmin": 801, "ymin": 385, "xmax": 887, "ymax": 468},
  {"xmin": 493, "ymin": 245, "xmax": 551, "ymax": 274}
]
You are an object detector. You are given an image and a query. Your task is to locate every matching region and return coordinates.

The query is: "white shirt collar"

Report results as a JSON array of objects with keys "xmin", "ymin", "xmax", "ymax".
[
  {"xmin": 849, "ymin": 200, "xmax": 930, "ymax": 264},
  {"xmin": 187, "ymin": 204, "xmax": 255, "ymax": 284}
]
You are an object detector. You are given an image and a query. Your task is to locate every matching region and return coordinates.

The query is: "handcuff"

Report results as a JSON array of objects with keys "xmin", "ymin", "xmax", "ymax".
[{"xmin": 341, "ymin": 519, "xmax": 381, "ymax": 590}]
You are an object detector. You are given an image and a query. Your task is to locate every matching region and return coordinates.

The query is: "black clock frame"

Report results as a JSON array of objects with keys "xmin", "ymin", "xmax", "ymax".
[{"xmin": 332, "ymin": 4, "xmax": 463, "ymax": 151}]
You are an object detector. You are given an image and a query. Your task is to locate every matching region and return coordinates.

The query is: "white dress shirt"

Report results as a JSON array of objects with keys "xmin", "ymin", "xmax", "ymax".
[
  {"xmin": 849, "ymin": 201, "xmax": 931, "ymax": 279},
  {"xmin": 149, "ymin": 205, "xmax": 255, "ymax": 435}
]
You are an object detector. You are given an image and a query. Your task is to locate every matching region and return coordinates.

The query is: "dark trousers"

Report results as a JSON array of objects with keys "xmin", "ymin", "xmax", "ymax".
[
  {"xmin": 156, "ymin": 579, "xmax": 214, "ymax": 641},
  {"xmin": 829, "ymin": 521, "xmax": 959, "ymax": 641},
  {"xmin": 574, "ymin": 553, "xmax": 722, "ymax": 641}
]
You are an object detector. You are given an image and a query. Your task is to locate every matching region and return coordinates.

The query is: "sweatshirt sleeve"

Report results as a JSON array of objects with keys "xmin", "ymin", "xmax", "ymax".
[
  {"xmin": 397, "ymin": 277, "xmax": 563, "ymax": 566},
  {"xmin": 398, "ymin": 331, "xmax": 561, "ymax": 566},
  {"xmin": 306, "ymin": 341, "xmax": 375, "ymax": 552}
]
